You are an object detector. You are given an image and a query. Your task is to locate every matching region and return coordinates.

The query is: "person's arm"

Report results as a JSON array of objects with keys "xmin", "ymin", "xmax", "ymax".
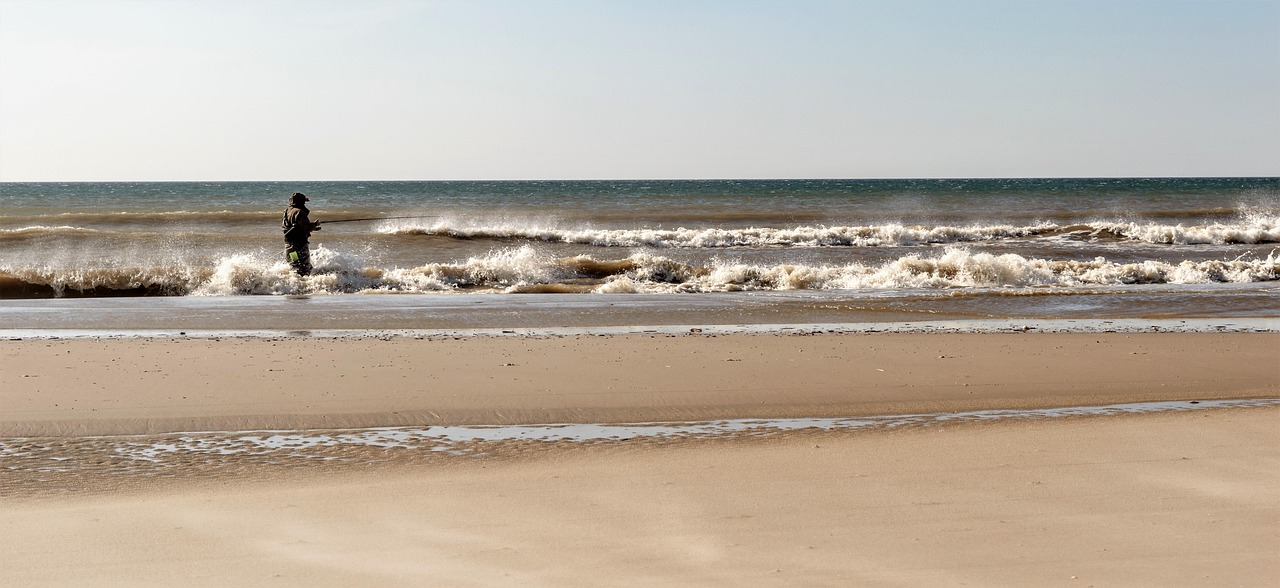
[
  {"xmin": 295, "ymin": 209, "xmax": 314, "ymax": 236},
  {"xmin": 300, "ymin": 209, "xmax": 320, "ymax": 231}
]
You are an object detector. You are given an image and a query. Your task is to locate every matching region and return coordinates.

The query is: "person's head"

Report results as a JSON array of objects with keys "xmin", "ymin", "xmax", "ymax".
[{"xmin": 289, "ymin": 192, "xmax": 308, "ymax": 206}]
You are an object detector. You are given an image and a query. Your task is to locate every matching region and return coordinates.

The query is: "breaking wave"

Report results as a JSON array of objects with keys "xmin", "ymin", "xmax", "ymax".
[
  {"xmin": 1086, "ymin": 214, "xmax": 1280, "ymax": 244},
  {"xmin": 379, "ymin": 216, "xmax": 1280, "ymax": 247},
  {"xmin": 5, "ymin": 216, "xmax": 1276, "ymax": 250},
  {"xmin": 2, "ymin": 245, "xmax": 1276, "ymax": 298}
]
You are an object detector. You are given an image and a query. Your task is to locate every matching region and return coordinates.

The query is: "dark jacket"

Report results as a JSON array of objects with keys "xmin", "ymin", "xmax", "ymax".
[{"xmin": 282, "ymin": 204, "xmax": 314, "ymax": 244}]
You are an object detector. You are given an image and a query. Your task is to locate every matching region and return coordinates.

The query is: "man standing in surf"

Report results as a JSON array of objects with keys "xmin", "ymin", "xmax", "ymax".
[{"xmin": 281, "ymin": 192, "xmax": 321, "ymax": 276}]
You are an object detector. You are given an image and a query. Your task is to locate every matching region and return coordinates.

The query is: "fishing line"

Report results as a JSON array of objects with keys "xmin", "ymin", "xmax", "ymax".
[{"xmin": 321, "ymin": 215, "xmax": 439, "ymax": 224}]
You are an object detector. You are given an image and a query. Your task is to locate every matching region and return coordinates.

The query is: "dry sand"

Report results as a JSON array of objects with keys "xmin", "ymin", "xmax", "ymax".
[{"xmin": 1, "ymin": 332, "xmax": 1278, "ymax": 586}]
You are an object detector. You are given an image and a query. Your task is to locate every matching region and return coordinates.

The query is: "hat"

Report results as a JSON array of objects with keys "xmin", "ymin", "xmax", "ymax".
[{"xmin": 289, "ymin": 192, "xmax": 308, "ymax": 205}]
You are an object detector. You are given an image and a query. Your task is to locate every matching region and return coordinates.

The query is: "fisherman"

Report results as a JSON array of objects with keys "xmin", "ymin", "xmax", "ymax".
[{"xmin": 281, "ymin": 192, "xmax": 321, "ymax": 276}]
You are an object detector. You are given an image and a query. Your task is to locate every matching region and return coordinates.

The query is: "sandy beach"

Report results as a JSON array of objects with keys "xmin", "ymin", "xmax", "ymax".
[
  {"xmin": 4, "ymin": 0, "xmax": 1278, "ymax": 582},
  {"xmin": 2, "ymin": 331, "xmax": 1277, "ymax": 436},
  {"xmin": 2, "ymin": 331, "xmax": 1278, "ymax": 586}
]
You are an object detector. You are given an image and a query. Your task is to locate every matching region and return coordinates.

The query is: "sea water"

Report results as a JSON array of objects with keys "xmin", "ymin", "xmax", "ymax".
[
  {"xmin": 1, "ymin": 178, "xmax": 1276, "ymax": 331},
  {"xmin": 3, "ymin": 398, "xmax": 1277, "ymax": 482}
]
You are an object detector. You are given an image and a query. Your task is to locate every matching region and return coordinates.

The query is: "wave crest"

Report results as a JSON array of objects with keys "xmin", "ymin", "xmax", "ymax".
[
  {"xmin": 1090, "ymin": 213, "xmax": 1280, "ymax": 244},
  {"xmin": 380, "ymin": 217, "xmax": 1280, "ymax": 247},
  {"xmin": 3, "ymin": 245, "xmax": 1276, "ymax": 298}
]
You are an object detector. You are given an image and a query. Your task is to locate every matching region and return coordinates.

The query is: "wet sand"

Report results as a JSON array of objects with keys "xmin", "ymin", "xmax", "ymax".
[
  {"xmin": 1, "ymin": 408, "xmax": 1276, "ymax": 586},
  {"xmin": 2, "ymin": 332, "xmax": 1277, "ymax": 436},
  {"xmin": 1, "ymin": 331, "xmax": 1278, "ymax": 585}
]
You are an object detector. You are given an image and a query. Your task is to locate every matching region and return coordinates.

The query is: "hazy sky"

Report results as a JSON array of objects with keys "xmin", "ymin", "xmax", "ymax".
[{"xmin": 1, "ymin": 0, "xmax": 1277, "ymax": 181}]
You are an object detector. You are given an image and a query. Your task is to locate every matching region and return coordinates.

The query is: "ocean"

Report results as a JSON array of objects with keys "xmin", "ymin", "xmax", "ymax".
[{"xmin": 1, "ymin": 178, "xmax": 1277, "ymax": 333}]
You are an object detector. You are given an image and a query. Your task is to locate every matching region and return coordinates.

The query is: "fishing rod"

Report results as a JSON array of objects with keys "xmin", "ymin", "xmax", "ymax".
[{"xmin": 321, "ymin": 215, "xmax": 439, "ymax": 224}]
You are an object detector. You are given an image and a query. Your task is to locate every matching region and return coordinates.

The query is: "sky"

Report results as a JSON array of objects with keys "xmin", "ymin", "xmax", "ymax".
[{"xmin": 0, "ymin": 0, "xmax": 1277, "ymax": 181}]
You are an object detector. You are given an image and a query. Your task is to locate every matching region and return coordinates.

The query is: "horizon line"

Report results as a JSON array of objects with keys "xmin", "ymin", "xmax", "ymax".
[{"xmin": 2, "ymin": 175, "xmax": 1278, "ymax": 184}]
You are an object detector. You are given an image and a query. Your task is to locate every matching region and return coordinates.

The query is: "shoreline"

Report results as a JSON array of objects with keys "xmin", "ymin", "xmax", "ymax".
[
  {"xmin": 3, "ymin": 316, "xmax": 1278, "ymax": 341},
  {"xmin": 4, "ymin": 286, "xmax": 1278, "ymax": 333}
]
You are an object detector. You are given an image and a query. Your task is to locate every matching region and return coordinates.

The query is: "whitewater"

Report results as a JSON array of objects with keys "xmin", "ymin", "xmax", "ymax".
[{"xmin": 1, "ymin": 178, "xmax": 1277, "ymax": 329}]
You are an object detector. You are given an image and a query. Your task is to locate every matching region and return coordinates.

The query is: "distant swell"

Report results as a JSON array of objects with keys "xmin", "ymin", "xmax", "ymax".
[
  {"xmin": 380, "ymin": 217, "xmax": 1280, "ymax": 247},
  {"xmin": 0, "ymin": 225, "xmax": 103, "ymax": 243},
  {"xmin": 2, "ymin": 245, "xmax": 1277, "ymax": 298},
  {"xmin": 1, "ymin": 210, "xmax": 278, "ymax": 225}
]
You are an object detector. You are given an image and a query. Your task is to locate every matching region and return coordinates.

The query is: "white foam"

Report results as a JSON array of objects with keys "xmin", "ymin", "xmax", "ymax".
[
  {"xmin": 380, "ymin": 221, "xmax": 1060, "ymax": 248},
  {"xmin": 603, "ymin": 247, "xmax": 1280, "ymax": 293},
  {"xmin": 381, "ymin": 244, "xmax": 562, "ymax": 292},
  {"xmin": 0, "ymin": 225, "xmax": 99, "ymax": 234},
  {"xmin": 1097, "ymin": 213, "xmax": 1280, "ymax": 245},
  {"xmin": 6, "ymin": 244, "xmax": 1278, "ymax": 297},
  {"xmin": 378, "ymin": 218, "xmax": 1280, "ymax": 248},
  {"xmin": 192, "ymin": 246, "xmax": 389, "ymax": 295}
]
